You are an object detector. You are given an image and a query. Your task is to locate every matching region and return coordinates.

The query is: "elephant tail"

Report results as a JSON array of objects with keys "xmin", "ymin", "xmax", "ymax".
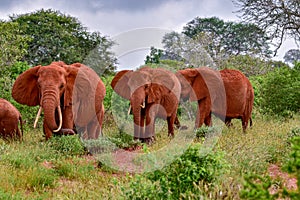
[
  {"xmin": 245, "ymin": 82, "xmax": 254, "ymax": 127},
  {"xmin": 19, "ymin": 115, "xmax": 24, "ymax": 141}
]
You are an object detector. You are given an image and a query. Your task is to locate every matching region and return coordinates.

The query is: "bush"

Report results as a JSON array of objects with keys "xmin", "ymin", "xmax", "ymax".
[
  {"xmin": 251, "ymin": 63, "xmax": 300, "ymax": 117},
  {"xmin": 0, "ymin": 61, "xmax": 39, "ymax": 125},
  {"xmin": 47, "ymin": 135, "xmax": 86, "ymax": 157},
  {"xmin": 122, "ymin": 143, "xmax": 228, "ymax": 199},
  {"xmin": 240, "ymin": 128, "xmax": 300, "ymax": 199}
]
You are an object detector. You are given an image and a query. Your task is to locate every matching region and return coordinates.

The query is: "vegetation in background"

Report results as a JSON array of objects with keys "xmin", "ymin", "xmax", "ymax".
[
  {"xmin": 233, "ymin": 0, "xmax": 300, "ymax": 55},
  {"xmin": 284, "ymin": 49, "xmax": 300, "ymax": 65},
  {"xmin": 0, "ymin": 21, "xmax": 30, "ymax": 70},
  {"xmin": 183, "ymin": 17, "xmax": 272, "ymax": 59},
  {"xmin": 9, "ymin": 9, "xmax": 117, "ymax": 76},
  {"xmin": 251, "ymin": 62, "xmax": 300, "ymax": 117},
  {"xmin": 0, "ymin": 5, "xmax": 299, "ymax": 199}
]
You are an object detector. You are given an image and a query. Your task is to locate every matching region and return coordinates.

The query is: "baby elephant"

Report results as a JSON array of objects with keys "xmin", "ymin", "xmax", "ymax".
[{"xmin": 0, "ymin": 98, "xmax": 23, "ymax": 141}]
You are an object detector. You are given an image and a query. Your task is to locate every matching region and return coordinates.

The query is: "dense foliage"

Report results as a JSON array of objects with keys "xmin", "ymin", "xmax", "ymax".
[
  {"xmin": 9, "ymin": 9, "xmax": 117, "ymax": 75},
  {"xmin": 0, "ymin": 21, "xmax": 30, "ymax": 69},
  {"xmin": 122, "ymin": 142, "xmax": 228, "ymax": 199},
  {"xmin": 221, "ymin": 54, "xmax": 288, "ymax": 77},
  {"xmin": 182, "ymin": 17, "xmax": 272, "ymax": 58},
  {"xmin": 251, "ymin": 62, "xmax": 300, "ymax": 117}
]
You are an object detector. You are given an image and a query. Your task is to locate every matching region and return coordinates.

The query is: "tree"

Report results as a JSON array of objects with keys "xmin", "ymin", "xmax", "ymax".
[
  {"xmin": 162, "ymin": 31, "xmax": 217, "ymax": 69},
  {"xmin": 0, "ymin": 21, "xmax": 30, "ymax": 70},
  {"xmin": 221, "ymin": 54, "xmax": 287, "ymax": 77},
  {"xmin": 144, "ymin": 46, "xmax": 163, "ymax": 64},
  {"xmin": 233, "ymin": 0, "xmax": 300, "ymax": 55},
  {"xmin": 10, "ymin": 9, "xmax": 117, "ymax": 75},
  {"xmin": 182, "ymin": 17, "xmax": 272, "ymax": 59},
  {"xmin": 283, "ymin": 49, "xmax": 300, "ymax": 64}
]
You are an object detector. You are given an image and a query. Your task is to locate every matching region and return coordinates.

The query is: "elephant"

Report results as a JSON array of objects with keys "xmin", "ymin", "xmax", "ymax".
[
  {"xmin": 176, "ymin": 67, "xmax": 226, "ymax": 129},
  {"xmin": 111, "ymin": 67, "xmax": 181, "ymax": 143},
  {"xmin": 0, "ymin": 98, "xmax": 23, "ymax": 141},
  {"xmin": 12, "ymin": 61, "xmax": 106, "ymax": 140},
  {"xmin": 214, "ymin": 69, "xmax": 254, "ymax": 131}
]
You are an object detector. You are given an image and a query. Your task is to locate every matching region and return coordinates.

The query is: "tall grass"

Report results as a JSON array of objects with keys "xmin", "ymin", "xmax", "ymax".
[{"xmin": 0, "ymin": 113, "xmax": 298, "ymax": 199}]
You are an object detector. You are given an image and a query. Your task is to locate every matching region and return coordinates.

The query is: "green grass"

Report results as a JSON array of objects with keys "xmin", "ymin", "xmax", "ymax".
[{"xmin": 0, "ymin": 114, "xmax": 298, "ymax": 199}]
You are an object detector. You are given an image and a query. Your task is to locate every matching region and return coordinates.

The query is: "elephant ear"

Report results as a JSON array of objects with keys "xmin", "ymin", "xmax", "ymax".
[
  {"xmin": 64, "ymin": 65, "xmax": 79, "ymax": 107},
  {"xmin": 65, "ymin": 63, "xmax": 101, "ymax": 126},
  {"xmin": 111, "ymin": 70, "xmax": 133, "ymax": 100},
  {"xmin": 12, "ymin": 65, "xmax": 41, "ymax": 106},
  {"xmin": 177, "ymin": 68, "xmax": 205, "ymax": 101},
  {"xmin": 63, "ymin": 63, "xmax": 95, "ymax": 107}
]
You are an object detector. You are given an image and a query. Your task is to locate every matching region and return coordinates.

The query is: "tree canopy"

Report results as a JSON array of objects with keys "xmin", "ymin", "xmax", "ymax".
[
  {"xmin": 182, "ymin": 17, "xmax": 272, "ymax": 58},
  {"xmin": 283, "ymin": 49, "xmax": 300, "ymax": 64},
  {"xmin": 233, "ymin": 0, "xmax": 300, "ymax": 55},
  {"xmin": 0, "ymin": 21, "xmax": 30, "ymax": 69},
  {"xmin": 9, "ymin": 9, "xmax": 116, "ymax": 75}
]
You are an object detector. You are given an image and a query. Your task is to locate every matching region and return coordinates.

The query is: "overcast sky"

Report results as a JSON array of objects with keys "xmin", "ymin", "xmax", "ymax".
[{"xmin": 0, "ymin": 0, "xmax": 296, "ymax": 70}]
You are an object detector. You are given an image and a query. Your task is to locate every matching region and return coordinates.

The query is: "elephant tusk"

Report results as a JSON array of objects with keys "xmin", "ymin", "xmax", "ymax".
[
  {"xmin": 127, "ymin": 104, "xmax": 132, "ymax": 115},
  {"xmin": 141, "ymin": 101, "xmax": 145, "ymax": 108},
  {"xmin": 34, "ymin": 106, "xmax": 43, "ymax": 129},
  {"xmin": 53, "ymin": 106, "xmax": 63, "ymax": 132}
]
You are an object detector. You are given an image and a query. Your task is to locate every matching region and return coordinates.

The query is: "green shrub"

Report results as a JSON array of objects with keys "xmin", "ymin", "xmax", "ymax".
[
  {"xmin": 251, "ymin": 63, "xmax": 300, "ymax": 117},
  {"xmin": 284, "ymin": 136, "xmax": 300, "ymax": 198},
  {"xmin": 47, "ymin": 135, "xmax": 86, "ymax": 157},
  {"xmin": 240, "ymin": 129, "xmax": 300, "ymax": 199},
  {"xmin": 0, "ymin": 189, "xmax": 22, "ymax": 200},
  {"xmin": 26, "ymin": 167, "xmax": 58, "ymax": 190},
  {"xmin": 122, "ymin": 143, "xmax": 228, "ymax": 199},
  {"xmin": 195, "ymin": 126, "xmax": 217, "ymax": 138},
  {"xmin": 0, "ymin": 61, "xmax": 39, "ymax": 125}
]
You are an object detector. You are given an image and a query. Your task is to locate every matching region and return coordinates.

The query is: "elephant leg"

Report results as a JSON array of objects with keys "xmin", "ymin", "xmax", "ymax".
[
  {"xmin": 241, "ymin": 115, "xmax": 249, "ymax": 132},
  {"xmin": 61, "ymin": 106, "xmax": 74, "ymax": 131},
  {"xmin": 225, "ymin": 117, "xmax": 233, "ymax": 127},
  {"xmin": 174, "ymin": 115, "xmax": 181, "ymax": 129},
  {"xmin": 145, "ymin": 107, "xmax": 156, "ymax": 143},
  {"xmin": 87, "ymin": 116, "xmax": 101, "ymax": 139},
  {"xmin": 204, "ymin": 112, "xmax": 212, "ymax": 126},
  {"xmin": 196, "ymin": 98, "xmax": 211, "ymax": 129},
  {"xmin": 96, "ymin": 104, "xmax": 105, "ymax": 137},
  {"xmin": 167, "ymin": 113, "xmax": 177, "ymax": 137}
]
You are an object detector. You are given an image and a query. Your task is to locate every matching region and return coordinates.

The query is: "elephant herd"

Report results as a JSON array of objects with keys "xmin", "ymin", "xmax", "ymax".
[{"xmin": 0, "ymin": 61, "xmax": 254, "ymax": 143}]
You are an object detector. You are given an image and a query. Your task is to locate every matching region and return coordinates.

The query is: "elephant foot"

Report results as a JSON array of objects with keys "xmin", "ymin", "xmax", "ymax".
[
  {"xmin": 134, "ymin": 136, "xmax": 155, "ymax": 145},
  {"xmin": 55, "ymin": 128, "xmax": 76, "ymax": 135},
  {"xmin": 143, "ymin": 136, "xmax": 155, "ymax": 145},
  {"xmin": 178, "ymin": 125, "xmax": 188, "ymax": 130}
]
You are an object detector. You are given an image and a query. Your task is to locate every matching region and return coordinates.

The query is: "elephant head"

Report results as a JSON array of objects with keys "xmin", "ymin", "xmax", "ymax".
[
  {"xmin": 111, "ymin": 67, "xmax": 181, "ymax": 140},
  {"xmin": 12, "ymin": 61, "xmax": 105, "ymax": 139}
]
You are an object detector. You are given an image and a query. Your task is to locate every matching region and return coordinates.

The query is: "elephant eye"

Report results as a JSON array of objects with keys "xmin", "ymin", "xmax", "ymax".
[{"xmin": 59, "ymin": 83, "xmax": 64, "ymax": 89}]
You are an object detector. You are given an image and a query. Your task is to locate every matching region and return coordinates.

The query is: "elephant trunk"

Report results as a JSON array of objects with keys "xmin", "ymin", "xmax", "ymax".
[
  {"xmin": 41, "ymin": 89, "xmax": 61, "ymax": 132},
  {"xmin": 132, "ymin": 105, "xmax": 143, "ymax": 139}
]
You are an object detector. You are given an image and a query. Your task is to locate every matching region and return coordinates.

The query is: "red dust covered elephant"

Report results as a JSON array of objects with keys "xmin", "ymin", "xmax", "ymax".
[
  {"xmin": 111, "ymin": 67, "xmax": 181, "ymax": 143},
  {"xmin": 0, "ymin": 98, "xmax": 23, "ymax": 141},
  {"xmin": 12, "ymin": 61, "xmax": 106, "ymax": 140},
  {"xmin": 216, "ymin": 69, "xmax": 254, "ymax": 131},
  {"xmin": 176, "ymin": 67, "xmax": 254, "ymax": 131}
]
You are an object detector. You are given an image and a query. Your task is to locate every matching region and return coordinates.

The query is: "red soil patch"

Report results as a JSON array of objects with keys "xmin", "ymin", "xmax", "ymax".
[{"xmin": 268, "ymin": 164, "xmax": 297, "ymax": 195}]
